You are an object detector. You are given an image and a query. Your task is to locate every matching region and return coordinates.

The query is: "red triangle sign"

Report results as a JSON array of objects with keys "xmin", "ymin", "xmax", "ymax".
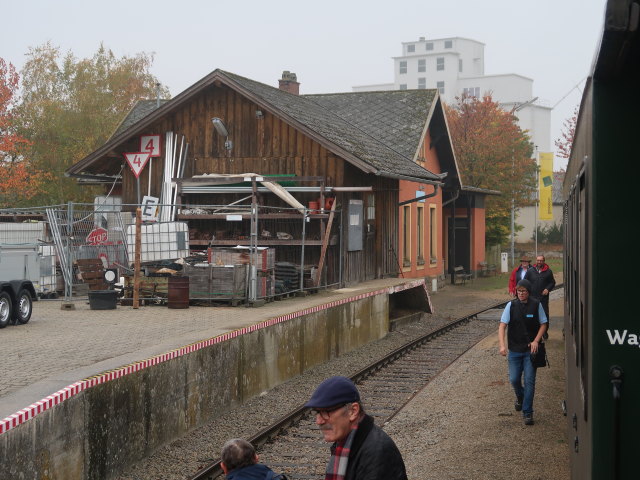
[{"xmin": 124, "ymin": 152, "xmax": 151, "ymax": 178}]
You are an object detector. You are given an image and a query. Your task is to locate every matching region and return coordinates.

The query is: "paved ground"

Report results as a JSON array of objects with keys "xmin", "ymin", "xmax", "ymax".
[{"xmin": 0, "ymin": 277, "xmax": 420, "ymax": 420}]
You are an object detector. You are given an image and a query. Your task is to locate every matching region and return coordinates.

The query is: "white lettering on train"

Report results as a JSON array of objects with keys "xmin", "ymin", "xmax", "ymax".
[{"xmin": 606, "ymin": 329, "xmax": 640, "ymax": 347}]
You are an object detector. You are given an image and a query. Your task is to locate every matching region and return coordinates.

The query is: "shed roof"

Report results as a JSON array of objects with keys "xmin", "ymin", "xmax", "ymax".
[{"xmin": 66, "ymin": 69, "xmax": 451, "ymax": 185}]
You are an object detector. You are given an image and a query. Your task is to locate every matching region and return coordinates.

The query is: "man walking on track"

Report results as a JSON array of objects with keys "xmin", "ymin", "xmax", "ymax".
[{"xmin": 498, "ymin": 279, "xmax": 548, "ymax": 426}]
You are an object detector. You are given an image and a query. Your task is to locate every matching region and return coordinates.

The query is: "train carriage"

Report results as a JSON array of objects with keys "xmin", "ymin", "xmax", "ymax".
[{"xmin": 563, "ymin": 1, "xmax": 640, "ymax": 479}]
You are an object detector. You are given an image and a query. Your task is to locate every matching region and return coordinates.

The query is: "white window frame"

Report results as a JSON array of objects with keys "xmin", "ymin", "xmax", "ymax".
[
  {"xmin": 429, "ymin": 205, "xmax": 437, "ymax": 264},
  {"xmin": 403, "ymin": 205, "xmax": 411, "ymax": 267},
  {"xmin": 417, "ymin": 204, "xmax": 425, "ymax": 265}
]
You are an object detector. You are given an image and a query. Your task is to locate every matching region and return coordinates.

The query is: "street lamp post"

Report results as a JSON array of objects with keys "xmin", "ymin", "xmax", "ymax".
[{"xmin": 510, "ymin": 97, "xmax": 538, "ymax": 268}]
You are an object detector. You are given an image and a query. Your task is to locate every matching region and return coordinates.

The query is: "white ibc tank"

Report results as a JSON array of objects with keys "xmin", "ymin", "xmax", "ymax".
[{"xmin": 126, "ymin": 221, "xmax": 189, "ymax": 263}]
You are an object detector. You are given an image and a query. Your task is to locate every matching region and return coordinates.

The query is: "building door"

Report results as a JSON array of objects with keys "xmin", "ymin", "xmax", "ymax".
[
  {"xmin": 447, "ymin": 217, "xmax": 470, "ymax": 273},
  {"xmin": 364, "ymin": 194, "xmax": 376, "ymax": 280}
]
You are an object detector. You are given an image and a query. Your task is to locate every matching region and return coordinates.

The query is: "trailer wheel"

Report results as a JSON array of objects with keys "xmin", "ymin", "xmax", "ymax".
[
  {"xmin": 15, "ymin": 289, "xmax": 33, "ymax": 324},
  {"xmin": 0, "ymin": 291, "xmax": 12, "ymax": 328}
]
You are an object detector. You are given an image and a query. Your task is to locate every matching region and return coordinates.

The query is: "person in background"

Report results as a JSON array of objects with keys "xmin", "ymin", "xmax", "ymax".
[
  {"xmin": 525, "ymin": 254, "xmax": 556, "ymax": 338},
  {"xmin": 498, "ymin": 279, "xmax": 548, "ymax": 426},
  {"xmin": 508, "ymin": 256, "xmax": 531, "ymax": 296},
  {"xmin": 306, "ymin": 375, "xmax": 407, "ymax": 480},
  {"xmin": 220, "ymin": 438, "xmax": 287, "ymax": 480}
]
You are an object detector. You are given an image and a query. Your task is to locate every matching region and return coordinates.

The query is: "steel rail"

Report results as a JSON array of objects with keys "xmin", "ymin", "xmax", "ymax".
[{"xmin": 186, "ymin": 297, "xmax": 516, "ymax": 480}]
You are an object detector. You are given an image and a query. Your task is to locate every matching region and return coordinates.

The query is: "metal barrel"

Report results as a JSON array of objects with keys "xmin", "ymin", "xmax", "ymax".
[{"xmin": 168, "ymin": 276, "xmax": 189, "ymax": 309}]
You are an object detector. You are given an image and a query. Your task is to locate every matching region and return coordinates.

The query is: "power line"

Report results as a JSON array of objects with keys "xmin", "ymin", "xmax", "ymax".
[{"xmin": 552, "ymin": 77, "xmax": 586, "ymax": 110}]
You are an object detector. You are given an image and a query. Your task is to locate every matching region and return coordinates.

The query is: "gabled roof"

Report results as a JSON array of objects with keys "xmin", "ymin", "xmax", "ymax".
[
  {"xmin": 110, "ymin": 99, "xmax": 170, "ymax": 139},
  {"xmin": 305, "ymin": 90, "xmax": 436, "ymax": 162},
  {"xmin": 305, "ymin": 89, "xmax": 461, "ymax": 189},
  {"xmin": 66, "ymin": 69, "xmax": 450, "ymax": 185}
]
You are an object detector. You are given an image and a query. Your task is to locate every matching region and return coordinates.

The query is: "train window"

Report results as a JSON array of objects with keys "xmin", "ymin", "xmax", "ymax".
[{"xmin": 578, "ymin": 170, "xmax": 588, "ymax": 419}]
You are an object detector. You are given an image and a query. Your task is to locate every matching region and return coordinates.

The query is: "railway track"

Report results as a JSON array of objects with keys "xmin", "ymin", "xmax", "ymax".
[{"xmin": 188, "ymin": 299, "xmax": 510, "ymax": 480}]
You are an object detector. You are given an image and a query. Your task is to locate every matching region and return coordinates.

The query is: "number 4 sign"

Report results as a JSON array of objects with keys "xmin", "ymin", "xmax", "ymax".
[
  {"xmin": 124, "ymin": 152, "xmax": 151, "ymax": 178},
  {"xmin": 140, "ymin": 135, "xmax": 161, "ymax": 157}
]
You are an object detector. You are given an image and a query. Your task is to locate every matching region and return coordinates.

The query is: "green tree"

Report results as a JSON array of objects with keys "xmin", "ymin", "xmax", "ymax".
[
  {"xmin": 445, "ymin": 94, "xmax": 537, "ymax": 245},
  {"xmin": 14, "ymin": 42, "xmax": 170, "ymax": 205},
  {"xmin": 1, "ymin": 57, "xmax": 29, "ymax": 158},
  {"xmin": 1, "ymin": 57, "xmax": 54, "ymax": 208}
]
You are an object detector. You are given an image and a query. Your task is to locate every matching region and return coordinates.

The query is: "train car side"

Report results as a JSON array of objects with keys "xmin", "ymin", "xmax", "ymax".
[{"xmin": 563, "ymin": 1, "xmax": 640, "ymax": 479}]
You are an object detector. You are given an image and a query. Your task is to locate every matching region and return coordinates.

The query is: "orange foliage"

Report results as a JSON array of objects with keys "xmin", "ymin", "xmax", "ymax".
[
  {"xmin": 0, "ymin": 58, "xmax": 30, "ymax": 156},
  {"xmin": 0, "ymin": 162, "xmax": 53, "ymax": 207}
]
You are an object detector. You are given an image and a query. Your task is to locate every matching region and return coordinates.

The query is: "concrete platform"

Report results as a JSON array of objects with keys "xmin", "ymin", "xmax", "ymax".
[{"xmin": 0, "ymin": 276, "xmax": 429, "ymax": 426}]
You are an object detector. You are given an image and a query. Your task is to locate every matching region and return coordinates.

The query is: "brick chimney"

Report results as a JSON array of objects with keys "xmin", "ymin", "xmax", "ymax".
[{"xmin": 278, "ymin": 71, "xmax": 300, "ymax": 95}]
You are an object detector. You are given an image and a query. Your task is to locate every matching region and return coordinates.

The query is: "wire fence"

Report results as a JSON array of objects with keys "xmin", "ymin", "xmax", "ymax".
[{"xmin": 0, "ymin": 202, "xmax": 342, "ymax": 306}]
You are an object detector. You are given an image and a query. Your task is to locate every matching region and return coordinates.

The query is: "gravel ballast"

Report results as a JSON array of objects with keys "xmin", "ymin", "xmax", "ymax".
[{"xmin": 116, "ymin": 283, "xmax": 569, "ymax": 480}]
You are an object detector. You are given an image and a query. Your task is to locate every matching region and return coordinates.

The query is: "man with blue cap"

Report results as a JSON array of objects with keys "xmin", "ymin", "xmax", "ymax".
[{"xmin": 305, "ymin": 375, "xmax": 407, "ymax": 480}]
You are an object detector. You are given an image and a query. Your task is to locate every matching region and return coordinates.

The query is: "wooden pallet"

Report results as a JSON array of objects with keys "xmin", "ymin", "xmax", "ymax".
[{"xmin": 75, "ymin": 258, "xmax": 107, "ymax": 291}]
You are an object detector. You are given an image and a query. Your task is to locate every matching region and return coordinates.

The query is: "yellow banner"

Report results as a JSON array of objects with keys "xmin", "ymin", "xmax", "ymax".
[{"xmin": 539, "ymin": 152, "xmax": 553, "ymax": 220}]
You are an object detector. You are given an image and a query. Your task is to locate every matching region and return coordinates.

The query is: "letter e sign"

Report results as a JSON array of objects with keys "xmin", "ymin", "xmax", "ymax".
[{"xmin": 140, "ymin": 135, "xmax": 161, "ymax": 157}]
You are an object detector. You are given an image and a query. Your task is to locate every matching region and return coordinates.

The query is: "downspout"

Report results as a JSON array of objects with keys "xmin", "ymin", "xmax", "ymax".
[
  {"xmin": 442, "ymin": 188, "xmax": 460, "ymax": 207},
  {"xmin": 397, "ymin": 184, "xmax": 439, "ymax": 206},
  {"xmin": 450, "ymin": 195, "xmax": 456, "ymax": 284},
  {"xmin": 444, "ymin": 188, "xmax": 461, "ymax": 284}
]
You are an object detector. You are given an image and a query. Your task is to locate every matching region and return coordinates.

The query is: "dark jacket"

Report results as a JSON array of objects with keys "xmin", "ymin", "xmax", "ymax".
[
  {"xmin": 507, "ymin": 298, "xmax": 542, "ymax": 353},
  {"xmin": 524, "ymin": 264, "xmax": 556, "ymax": 301},
  {"xmin": 341, "ymin": 414, "xmax": 407, "ymax": 480},
  {"xmin": 226, "ymin": 463, "xmax": 284, "ymax": 480}
]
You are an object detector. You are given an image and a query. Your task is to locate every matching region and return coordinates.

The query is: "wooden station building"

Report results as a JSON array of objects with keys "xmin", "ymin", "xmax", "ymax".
[{"xmin": 66, "ymin": 69, "xmax": 493, "ymax": 287}]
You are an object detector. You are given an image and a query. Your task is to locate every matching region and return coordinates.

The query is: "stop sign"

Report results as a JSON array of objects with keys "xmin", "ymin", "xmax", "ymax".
[{"xmin": 86, "ymin": 227, "xmax": 108, "ymax": 245}]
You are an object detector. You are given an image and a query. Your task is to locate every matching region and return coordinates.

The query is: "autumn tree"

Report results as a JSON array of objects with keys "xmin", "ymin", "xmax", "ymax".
[
  {"xmin": 13, "ymin": 42, "xmax": 170, "ymax": 205},
  {"xmin": 555, "ymin": 105, "xmax": 578, "ymax": 161},
  {"xmin": 0, "ymin": 57, "xmax": 53, "ymax": 207},
  {"xmin": 445, "ymin": 94, "xmax": 537, "ymax": 245}
]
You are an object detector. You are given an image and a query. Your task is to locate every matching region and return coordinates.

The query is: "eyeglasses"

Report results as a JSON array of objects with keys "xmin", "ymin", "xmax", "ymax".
[
  {"xmin": 312, "ymin": 403, "xmax": 349, "ymax": 420},
  {"xmin": 516, "ymin": 289, "xmax": 528, "ymax": 294}
]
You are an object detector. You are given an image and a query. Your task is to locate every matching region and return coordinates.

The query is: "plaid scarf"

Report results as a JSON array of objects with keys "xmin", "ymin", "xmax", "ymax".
[{"xmin": 325, "ymin": 422, "xmax": 359, "ymax": 480}]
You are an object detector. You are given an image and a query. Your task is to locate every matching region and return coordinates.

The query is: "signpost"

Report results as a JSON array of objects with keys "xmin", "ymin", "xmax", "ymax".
[
  {"xmin": 141, "ymin": 196, "xmax": 159, "ymax": 221},
  {"xmin": 140, "ymin": 135, "xmax": 162, "ymax": 197},
  {"xmin": 86, "ymin": 227, "xmax": 108, "ymax": 246},
  {"xmin": 124, "ymin": 152, "xmax": 151, "ymax": 204}
]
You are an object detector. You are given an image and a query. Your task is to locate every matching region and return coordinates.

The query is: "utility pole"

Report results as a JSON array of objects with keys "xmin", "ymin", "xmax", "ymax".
[{"xmin": 510, "ymin": 97, "xmax": 538, "ymax": 267}]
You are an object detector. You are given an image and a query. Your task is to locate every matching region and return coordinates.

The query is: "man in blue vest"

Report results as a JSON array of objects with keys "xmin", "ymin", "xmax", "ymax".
[{"xmin": 498, "ymin": 279, "xmax": 548, "ymax": 425}]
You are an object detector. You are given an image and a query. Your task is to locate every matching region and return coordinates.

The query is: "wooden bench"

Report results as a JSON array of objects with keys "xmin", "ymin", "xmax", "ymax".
[{"xmin": 453, "ymin": 266, "xmax": 473, "ymax": 285}]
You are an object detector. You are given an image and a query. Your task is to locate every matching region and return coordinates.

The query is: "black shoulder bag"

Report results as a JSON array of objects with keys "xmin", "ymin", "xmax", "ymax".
[{"xmin": 531, "ymin": 342, "xmax": 548, "ymax": 369}]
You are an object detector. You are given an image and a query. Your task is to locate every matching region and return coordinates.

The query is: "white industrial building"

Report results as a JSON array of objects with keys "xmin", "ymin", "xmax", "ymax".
[{"xmin": 353, "ymin": 36, "xmax": 552, "ymax": 157}]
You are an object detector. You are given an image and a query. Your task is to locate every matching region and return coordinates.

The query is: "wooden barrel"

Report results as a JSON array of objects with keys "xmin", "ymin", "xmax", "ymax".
[{"xmin": 168, "ymin": 276, "xmax": 189, "ymax": 309}]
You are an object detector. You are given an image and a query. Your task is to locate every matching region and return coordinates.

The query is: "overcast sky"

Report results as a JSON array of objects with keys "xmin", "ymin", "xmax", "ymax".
[{"xmin": 3, "ymin": 0, "xmax": 608, "ymax": 170}]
